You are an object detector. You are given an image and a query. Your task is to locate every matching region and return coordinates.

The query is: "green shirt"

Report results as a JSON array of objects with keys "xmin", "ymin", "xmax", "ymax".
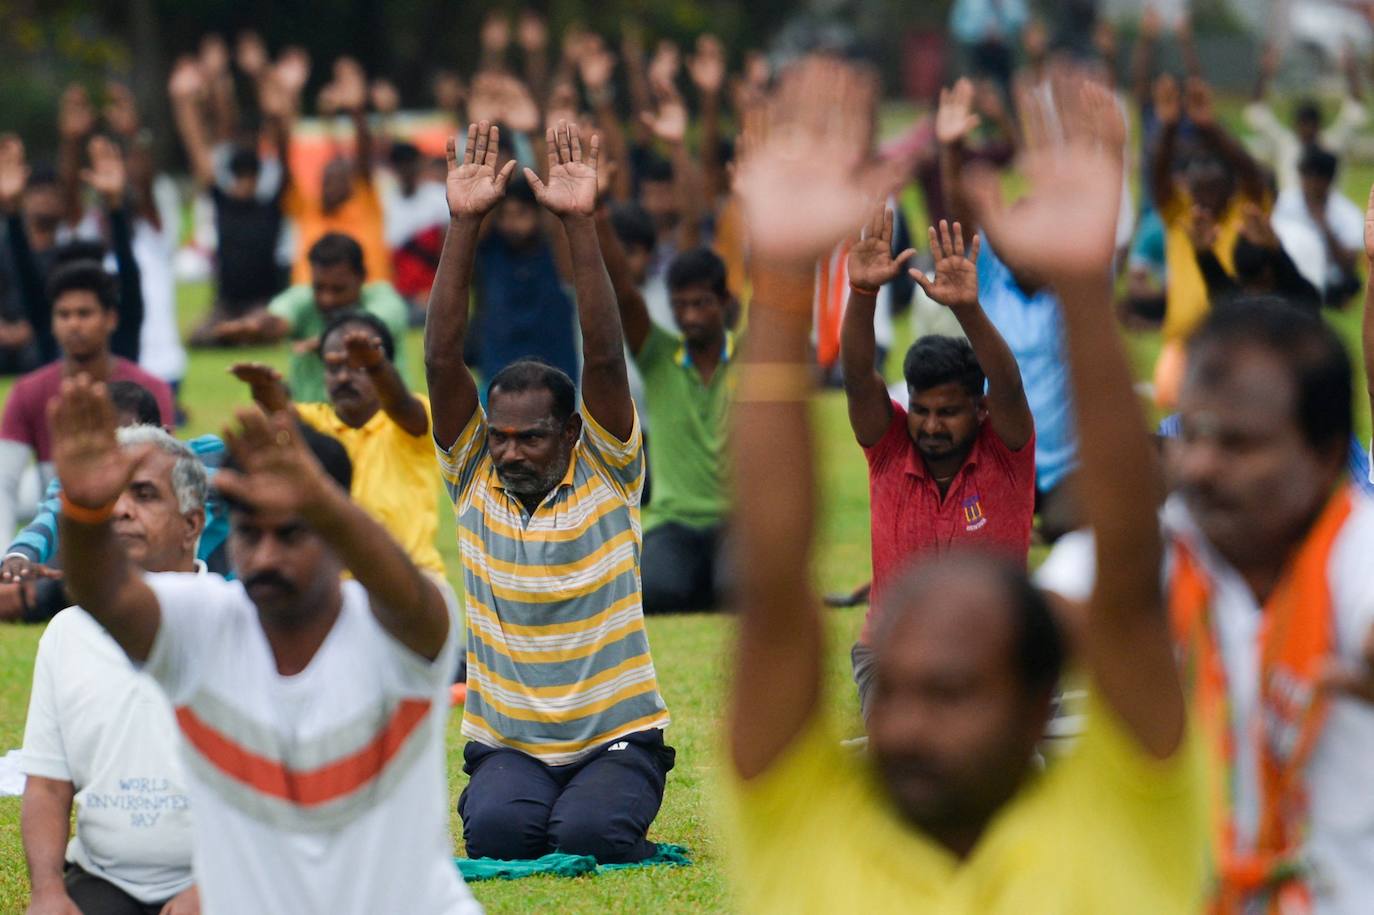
[
  {"xmin": 267, "ymin": 281, "xmax": 410, "ymax": 402},
  {"xmin": 634, "ymin": 323, "xmax": 735, "ymax": 530}
]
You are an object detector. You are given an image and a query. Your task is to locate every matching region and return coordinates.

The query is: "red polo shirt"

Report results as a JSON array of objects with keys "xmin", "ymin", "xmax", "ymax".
[{"xmin": 860, "ymin": 401, "xmax": 1036, "ymax": 643}]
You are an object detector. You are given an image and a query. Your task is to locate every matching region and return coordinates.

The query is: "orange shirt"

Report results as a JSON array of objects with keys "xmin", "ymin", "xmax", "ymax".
[{"xmin": 285, "ymin": 177, "xmax": 391, "ymax": 285}]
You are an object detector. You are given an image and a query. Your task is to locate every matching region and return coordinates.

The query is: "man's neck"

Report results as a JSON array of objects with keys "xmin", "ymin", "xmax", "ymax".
[
  {"xmin": 63, "ymin": 350, "xmax": 112, "ymax": 380},
  {"xmin": 921, "ymin": 450, "xmax": 971, "ymax": 497},
  {"xmin": 334, "ymin": 401, "xmax": 380, "ymax": 430},
  {"xmin": 686, "ymin": 335, "xmax": 727, "ymax": 382},
  {"xmin": 258, "ymin": 589, "xmax": 343, "ymax": 677}
]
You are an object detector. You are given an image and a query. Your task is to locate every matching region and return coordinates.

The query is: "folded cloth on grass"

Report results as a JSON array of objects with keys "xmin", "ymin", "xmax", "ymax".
[{"xmin": 456, "ymin": 844, "xmax": 691, "ymax": 881}]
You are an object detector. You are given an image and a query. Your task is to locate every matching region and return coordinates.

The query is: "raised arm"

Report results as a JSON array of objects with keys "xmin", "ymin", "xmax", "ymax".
[
  {"xmin": 229, "ymin": 362, "xmax": 292, "ymax": 414},
  {"xmin": 425, "ymin": 122, "xmax": 516, "ymax": 449},
  {"xmin": 730, "ymin": 57, "xmax": 901, "ymax": 778},
  {"xmin": 1187, "ymin": 78, "xmax": 1266, "ymax": 203},
  {"xmin": 56, "ymin": 85, "xmax": 95, "ymax": 228},
  {"xmin": 643, "ymin": 85, "xmax": 706, "ymax": 251},
  {"xmin": 0, "ymin": 136, "xmax": 49, "ymax": 354},
  {"xmin": 84, "ymin": 137, "xmax": 144, "ymax": 363},
  {"xmin": 341, "ymin": 327, "xmax": 429, "ymax": 436},
  {"xmin": 214, "ymin": 409, "xmax": 449, "ymax": 660},
  {"xmin": 912, "ymin": 220, "xmax": 1033, "ymax": 451},
  {"xmin": 1363, "ymin": 185, "xmax": 1374, "ymax": 432},
  {"xmin": 843, "ymin": 206, "xmax": 916, "ymax": 445},
  {"xmin": 525, "ymin": 122, "xmax": 635, "ymax": 441},
  {"xmin": 1130, "ymin": 7, "xmax": 1162, "ymax": 109},
  {"xmin": 51, "ymin": 377, "xmax": 163, "ymax": 662},
  {"xmin": 935, "ymin": 78, "xmax": 983, "ymax": 233},
  {"xmin": 596, "ymin": 205, "xmax": 653, "ymax": 353},
  {"xmin": 965, "ymin": 73, "xmax": 1182, "ymax": 759},
  {"xmin": 168, "ymin": 58, "xmax": 217, "ymax": 189},
  {"xmin": 689, "ymin": 34, "xmax": 728, "ymax": 201},
  {"xmin": 1150, "ymin": 74, "xmax": 1183, "ymax": 213}
]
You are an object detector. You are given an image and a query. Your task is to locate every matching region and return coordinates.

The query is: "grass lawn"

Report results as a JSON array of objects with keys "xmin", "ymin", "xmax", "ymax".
[{"xmin": 0, "ymin": 107, "xmax": 1373, "ymax": 913}]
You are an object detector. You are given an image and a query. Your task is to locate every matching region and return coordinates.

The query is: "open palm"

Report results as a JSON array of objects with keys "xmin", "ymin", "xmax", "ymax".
[
  {"xmin": 48, "ymin": 376, "xmax": 151, "ymax": 511},
  {"xmin": 446, "ymin": 121, "xmax": 517, "ymax": 219},
  {"xmin": 912, "ymin": 220, "xmax": 981, "ymax": 310},
  {"xmin": 527, "ymin": 122, "xmax": 599, "ymax": 218},
  {"xmin": 848, "ymin": 206, "xmax": 916, "ymax": 291},
  {"xmin": 214, "ymin": 410, "xmax": 329, "ymax": 516}
]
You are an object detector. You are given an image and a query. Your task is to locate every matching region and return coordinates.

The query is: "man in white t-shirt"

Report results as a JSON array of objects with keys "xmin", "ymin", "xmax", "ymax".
[
  {"xmin": 1037, "ymin": 300, "xmax": 1374, "ymax": 915},
  {"xmin": 46, "ymin": 375, "xmax": 481, "ymax": 915},
  {"xmin": 21, "ymin": 425, "xmax": 206, "ymax": 915}
]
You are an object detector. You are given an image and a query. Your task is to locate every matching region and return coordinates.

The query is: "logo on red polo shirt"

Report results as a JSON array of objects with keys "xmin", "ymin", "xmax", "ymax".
[{"xmin": 962, "ymin": 493, "xmax": 988, "ymax": 531}]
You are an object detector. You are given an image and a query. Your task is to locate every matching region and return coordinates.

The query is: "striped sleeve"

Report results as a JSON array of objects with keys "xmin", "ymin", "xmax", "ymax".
[
  {"xmin": 578, "ymin": 400, "xmax": 644, "ymax": 505},
  {"xmin": 435, "ymin": 408, "xmax": 489, "ymax": 506},
  {"xmin": 8, "ymin": 475, "xmax": 62, "ymax": 563}
]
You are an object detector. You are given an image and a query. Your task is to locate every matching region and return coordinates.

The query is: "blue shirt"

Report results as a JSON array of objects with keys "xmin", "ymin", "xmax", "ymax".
[
  {"xmin": 473, "ymin": 234, "xmax": 578, "ymax": 386},
  {"xmin": 949, "ymin": 0, "xmax": 1029, "ymax": 45},
  {"xmin": 977, "ymin": 239, "xmax": 1077, "ymax": 492}
]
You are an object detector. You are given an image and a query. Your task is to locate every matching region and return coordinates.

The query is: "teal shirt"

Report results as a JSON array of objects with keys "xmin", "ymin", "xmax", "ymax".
[
  {"xmin": 267, "ymin": 281, "xmax": 410, "ymax": 402},
  {"xmin": 634, "ymin": 324, "xmax": 735, "ymax": 530}
]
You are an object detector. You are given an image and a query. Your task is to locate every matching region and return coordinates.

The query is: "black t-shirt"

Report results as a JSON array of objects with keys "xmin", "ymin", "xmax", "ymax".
[{"xmin": 212, "ymin": 186, "xmax": 284, "ymax": 305}]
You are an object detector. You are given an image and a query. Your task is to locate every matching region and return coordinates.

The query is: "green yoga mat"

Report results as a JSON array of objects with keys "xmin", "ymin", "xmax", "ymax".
[{"xmin": 457, "ymin": 844, "xmax": 691, "ymax": 881}]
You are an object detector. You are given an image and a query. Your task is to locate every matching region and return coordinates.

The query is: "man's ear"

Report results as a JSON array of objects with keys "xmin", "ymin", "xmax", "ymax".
[
  {"xmin": 105, "ymin": 308, "xmax": 119, "ymax": 335},
  {"xmin": 182, "ymin": 507, "xmax": 206, "ymax": 554},
  {"xmin": 564, "ymin": 412, "xmax": 584, "ymax": 445}
]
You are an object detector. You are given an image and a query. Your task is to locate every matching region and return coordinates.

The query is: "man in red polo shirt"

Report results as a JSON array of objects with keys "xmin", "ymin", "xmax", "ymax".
[{"xmin": 842, "ymin": 213, "xmax": 1035, "ymax": 716}]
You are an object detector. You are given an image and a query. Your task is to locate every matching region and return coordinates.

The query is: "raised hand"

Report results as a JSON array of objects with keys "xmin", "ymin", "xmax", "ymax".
[
  {"xmin": 275, "ymin": 47, "xmax": 312, "ymax": 99},
  {"xmin": 341, "ymin": 328, "xmax": 386, "ymax": 371},
  {"xmin": 167, "ymin": 57, "xmax": 205, "ymax": 102},
  {"xmin": 848, "ymin": 205, "xmax": 917, "ymax": 292},
  {"xmin": 649, "ymin": 41, "xmax": 682, "ymax": 90},
  {"xmin": 1153, "ymin": 74, "xmax": 1181, "ymax": 126},
  {"xmin": 0, "ymin": 134, "xmax": 30, "ymax": 214},
  {"xmin": 962, "ymin": 70, "xmax": 1123, "ymax": 282},
  {"xmin": 911, "ymin": 220, "xmax": 981, "ymax": 310},
  {"xmin": 480, "ymin": 11, "xmax": 512, "ymax": 56},
  {"xmin": 446, "ymin": 121, "xmax": 518, "ymax": 219},
  {"xmin": 103, "ymin": 82, "xmax": 140, "ymax": 138},
  {"xmin": 229, "ymin": 362, "xmax": 290, "ymax": 414},
  {"xmin": 370, "ymin": 80, "xmax": 400, "ymax": 115},
  {"xmin": 525, "ymin": 121, "xmax": 600, "ymax": 219},
  {"xmin": 0, "ymin": 555, "xmax": 63, "ymax": 584},
  {"xmin": 82, "ymin": 136, "xmax": 127, "ymax": 208},
  {"xmin": 642, "ymin": 91, "xmax": 689, "ymax": 144},
  {"xmin": 579, "ymin": 47, "xmax": 617, "ymax": 94},
  {"xmin": 432, "ymin": 71, "xmax": 467, "ymax": 113},
  {"xmin": 732, "ymin": 56, "xmax": 904, "ymax": 263},
  {"xmin": 332, "ymin": 57, "xmax": 368, "ymax": 113},
  {"xmin": 213, "ymin": 409, "xmax": 333, "ymax": 517},
  {"xmin": 199, "ymin": 35, "xmax": 230, "ymax": 78},
  {"xmin": 1239, "ymin": 202, "xmax": 1280, "ymax": 251},
  {"xmin": 1186, "ymin": 205, "xmax": 1218, "ymax": 252},
  {"xmin": 936, "ymin": 77, "xmax": 982, "ymax": 146},
  {"xmin": 48, "ymin": 376, "xmax": 155, "ymax": 512},
  {"xmin": 58, "ymin": 84, "xmax": 96, "ymax": 141},
  {"xmin": 689, "ymin": 34, "xmax": 727, "ymax": 95},
  {"xmin": 1183, "ymin": 76, "xmax": 1214, "ymax": 127},
  {"xmin": 236, "ymin": 31, "xmax": 269, "ymax": 79},
  {"xmin": 517, "ymin": 10, "xmax": 549, "ymax": 53}
]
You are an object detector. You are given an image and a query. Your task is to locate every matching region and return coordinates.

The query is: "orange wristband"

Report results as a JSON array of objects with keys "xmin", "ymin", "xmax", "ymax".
[
  {"xmin": 60, "ymin": 491, "xmax": 116, "ymax": 525},
  {"xmin": 849, "ymin": 282, "xmax": 879, "ymax": 297}
]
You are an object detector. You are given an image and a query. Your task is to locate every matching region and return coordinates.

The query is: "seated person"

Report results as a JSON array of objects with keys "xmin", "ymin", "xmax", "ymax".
[
  {"xmin": 19, "ymin": 425, "xmax": 205, "ymax": 915},
  {"xmin": 383, "ymin": 142, "xmax": 450, "ymax": 321},
  {"xmin": 1189, "ymin": 202, "xmax": 1321, "ymax": 313},
  {"xmin": 0, "ymin": 262, "xmax": 173, "ymax": 544},
  {"xmin": 1, "ymin": 381, "xmax": 230, "ymax": 615},
  {"xmin": 231, "ymin": 312, "xmax": 448, "ymax": 594},
  {"xmin": 1272, "ymin": 146, "xmax": 1363, "ymax": 307},
  {"xmin": 601, "ymin": 232, "xmax": 733, "ymax": 613},
  {"xmin": 211, "ymin": 232, "xmax": 409, "ymax": 402}
]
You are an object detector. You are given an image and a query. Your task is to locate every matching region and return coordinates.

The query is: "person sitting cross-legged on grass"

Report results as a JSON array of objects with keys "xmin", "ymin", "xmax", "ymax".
[
  {"xmin": 723, "ymin": 59, "xmax": 1205, "ymax": 914},
  {"xmin": 20, "ymin": 425, "xmax": 206, "ymax": 915},
  {"xmin": 230, "ymin": 312, "xmax": 456, "ymax": 630},
  {"xmin": 47, "ymin": 377, "xmax": 479, "ymax": 914},
  {"xmin": 427, "ymin": 120, "xmax": 673, "ymax": 864}
]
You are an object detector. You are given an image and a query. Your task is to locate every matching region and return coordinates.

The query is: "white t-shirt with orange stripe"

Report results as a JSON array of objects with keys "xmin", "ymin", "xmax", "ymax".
[{"xmin": 143, "ymin": 573, "xmax": 480, "ymax": 915}]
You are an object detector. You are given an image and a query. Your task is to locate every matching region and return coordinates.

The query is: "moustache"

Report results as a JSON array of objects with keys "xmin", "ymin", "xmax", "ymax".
[{"xmin": 244, "ymin": 571, "xmax": 296, "ymax": 595}]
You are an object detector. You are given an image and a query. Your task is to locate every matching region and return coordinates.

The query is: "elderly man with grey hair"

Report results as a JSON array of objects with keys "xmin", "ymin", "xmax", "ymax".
[{"xmin": 19, "ymin": 424, "xmax": 206, "ymax": 915}]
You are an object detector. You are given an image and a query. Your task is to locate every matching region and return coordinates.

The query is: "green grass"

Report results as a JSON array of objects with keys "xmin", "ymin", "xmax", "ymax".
[{"xmin": 2, "ymin": 99, "xmax": 1374, "ymax": 913}]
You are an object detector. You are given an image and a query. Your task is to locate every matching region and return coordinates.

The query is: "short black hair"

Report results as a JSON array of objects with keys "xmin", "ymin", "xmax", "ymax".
[
  {"xmin": 227, "ymin": 146, "xmax": 261, "ymax": 178},
  {"xmin": 389, "ymin": 141, "xmax": 421, "ymax": 168},
  {"xmin": 221, "ymin": 422, "xmax": 353, "ymax": 512},
  {"xmin": 903, "ymin": 335, "xmax": 985, "ymax": 398},
  {"xmin": 487, "ymin": 358, "xmax": 577, "ymax": 425},
  {"xmin": 640, "ymin": 154, "xmax": 674, "ymax": 184},
  {"xmin": 46, "ymin": 260, "xmax": 117, "ymax": 312},
  {"xmin": 609, "ymin": 201, "xmax": 657, "ymax": 252},
  {"xmin": 1298, "ymin": 145, "xmax": 1338, "ymax": 182},
  {"xmin": 307, "ymin": 233, "xmax": 365, "ymax": 276},
  {"xmin": 1188, "ymin": 296, "xmax": 1352, "ymax": 455},
  {"xmin": 1294, "ymin": 98, "xmax": 1322, "ymax": 125},
  {"xmin": 667, "ymin": 247, "xmax": 728, "ymax": 299},
  {"xmin": 319, "ymin": 310, "xmax": 397, "ymax": 363},
  {"xmin": 108, "ymin": 380, "xmax": 162, "ymax": 427},
  {"xmin": 504, "ymin": 172, "xmax": 538, "ymax": 206}
]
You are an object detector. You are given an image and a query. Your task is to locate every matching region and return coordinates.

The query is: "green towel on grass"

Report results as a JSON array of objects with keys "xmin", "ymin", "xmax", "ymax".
[{"xmin": 456, "ymin": 844, "xmax": 691, "ymax": 881}]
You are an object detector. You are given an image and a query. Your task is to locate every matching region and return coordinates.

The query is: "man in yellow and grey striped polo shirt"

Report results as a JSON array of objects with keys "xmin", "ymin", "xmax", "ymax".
[{"xmin": 426, "ymin": 120, "xmax": 673, "ymax": 864}]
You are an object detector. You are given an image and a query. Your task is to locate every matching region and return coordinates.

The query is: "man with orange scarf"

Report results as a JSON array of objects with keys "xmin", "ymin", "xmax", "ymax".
[{"xmin": 1041, "ymin": 282, "xmax": 1374, "ymax": 913}]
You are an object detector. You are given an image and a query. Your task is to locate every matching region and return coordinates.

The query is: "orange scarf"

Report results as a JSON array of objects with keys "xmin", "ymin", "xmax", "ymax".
[
  {"xmin": 814, "ymin": 241, "xmax": 853, "ymax": 371},
  {"xmin": 1170, "ymin": 488, "xmax": 1353, "ymax": 915}
]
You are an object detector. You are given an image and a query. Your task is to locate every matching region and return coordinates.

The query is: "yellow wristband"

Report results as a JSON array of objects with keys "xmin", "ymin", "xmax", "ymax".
[
  {"xmin": 735, "ymin": 362, "xmax": 815, "ymax": 403},
  {"xmin": 60, "ymin": 491, "xmax": 116, "ymax": 525}
]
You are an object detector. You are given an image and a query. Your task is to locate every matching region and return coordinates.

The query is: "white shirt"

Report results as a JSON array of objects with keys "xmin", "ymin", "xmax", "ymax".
[
  {"xmin": 1244, "ymin": 98, "xmax": 1369, "ymax": 192},
  {"xmin": 141, "ymin": 573, "xmax": 479, "ymax": 915},
  {"xmin": 1036, "ymin": 495, "xmax": 1374, "ymax": 915},
  {"xmin": 131, "ymin": 219, "xmax": 188, "ymax": 384},
  {"xmin": 20, "ymin": 593, "xmax": 200, "ymax": 904},
  {"xmin": 1273, "ymin": 187, "xmax": 1365, "ymax": 290},
  {"xmin": 381, "ymin": 177, "xmax": 451, "ymax": 250}
]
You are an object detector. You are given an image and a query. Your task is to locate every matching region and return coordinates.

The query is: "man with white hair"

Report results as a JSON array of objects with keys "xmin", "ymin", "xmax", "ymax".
[{"xmin": 20, "ymin": 424, "xmax": 206, "ymax": 915}]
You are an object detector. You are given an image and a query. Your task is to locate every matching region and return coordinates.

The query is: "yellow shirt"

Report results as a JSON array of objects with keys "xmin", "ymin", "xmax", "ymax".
[
  {"xmin": 295, "ymin": 397, "xmax": 446, "ymax": 575},
  {"xmin": 285, "ymin": 177, "xmax": 391, "ymax": 286},
  {"xmin": 1160, "ymin": 192, "xmax": 1265, "ymax": 341},
  {"xmin": 725, "ymin": 693, "xmax": 1207, "ymax": 914}
]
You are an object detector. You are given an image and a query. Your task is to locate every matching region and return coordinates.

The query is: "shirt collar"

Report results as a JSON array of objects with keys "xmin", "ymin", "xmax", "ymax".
[{"xmin": 674, "ymin": 331, "xmax": 736, "ymax": 370}]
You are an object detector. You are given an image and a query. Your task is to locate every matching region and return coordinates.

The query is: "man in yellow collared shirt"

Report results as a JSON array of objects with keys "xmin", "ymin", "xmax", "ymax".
[
  {"xmin": 724, "ymin": 60, "xmax": 1206, "ymax": 915},
  {"xmin": 230, "ymin": 313, "xmax": 446, "ymax": 580}
]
